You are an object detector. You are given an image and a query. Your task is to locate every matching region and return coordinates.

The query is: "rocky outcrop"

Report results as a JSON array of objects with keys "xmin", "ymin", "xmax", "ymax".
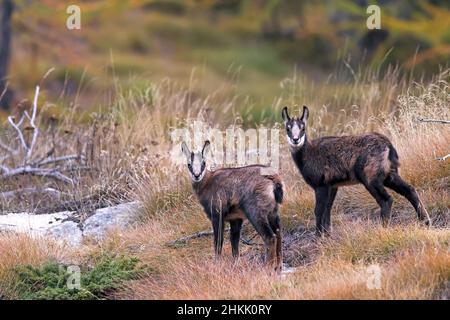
[{"xmin": 0, "ymin": 201, "xmax": 141, "ymax": 246}]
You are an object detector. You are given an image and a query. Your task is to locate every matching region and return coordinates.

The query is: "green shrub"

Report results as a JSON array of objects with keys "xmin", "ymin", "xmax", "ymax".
[{"xmin": 13, "ymin": 254, "xmax": 144, "ymax": 300}]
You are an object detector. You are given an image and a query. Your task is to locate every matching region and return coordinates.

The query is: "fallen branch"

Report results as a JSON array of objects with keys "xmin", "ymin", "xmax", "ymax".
[
  {"xmin": 36, "ymin": 154, "xmax": 85, "ymax": 167},
  {"xmin": 0, "ymin": 187, "xmax": 65, "ymax": 199},
  {"xmin": 437, "ymin": 153, "xmax": 450, "ymax": 161},
  {"xmin": 166, "ymin": 228, "xmax": 260, "ymax": 247},
  {"xmin": 167, "ymin": 229, "xmax": 219, "ymax": 245},
  {"xmin": 0, "ymin": 166, "xmax": 74, "ymax": 184},
  {"xmin": 417, "ymin": 118, "xmax": 450, "ymax": 124}
]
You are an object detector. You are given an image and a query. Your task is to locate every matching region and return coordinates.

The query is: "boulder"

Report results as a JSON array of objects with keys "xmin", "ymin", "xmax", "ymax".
[
  {"xmin": 82, "ymin": 201, "xmax": 141, "ymax": 241},
  {"xmin": 45, "ymin": 221, "xmax": 83, "ymax": 246},
  {"xmin": 0, "ymin": 201, "xmax": 142, "ymax": 246}
]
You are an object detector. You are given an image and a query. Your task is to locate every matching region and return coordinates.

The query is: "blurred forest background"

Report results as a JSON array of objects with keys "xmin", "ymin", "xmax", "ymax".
[{"xmin": 0, "ymin": 0, "xmax": 449, "ymax": 116}]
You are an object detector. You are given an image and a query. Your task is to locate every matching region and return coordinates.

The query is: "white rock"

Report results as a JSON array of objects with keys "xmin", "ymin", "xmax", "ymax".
[
  {"xmin": 0, "ymin": 211, "xmax": 74, "ymax": 235},
  {"xmin": 45, "ymin": 221, "xmax": 83, "ymax": 246},
  {"xmin": 0, "ymin": 201, "xmax": 142, "ymax": 246},
  {"xmin": 83, "ymin": 201, "xmax": 141, "ymax": 240}
]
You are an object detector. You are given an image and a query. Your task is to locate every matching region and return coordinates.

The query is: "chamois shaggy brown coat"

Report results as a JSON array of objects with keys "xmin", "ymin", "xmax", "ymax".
[
  {"xmin": 181, "ymin": 141, "xmax": 283, "ymax": 271},
  {"xmin": 282, "ymin": 106, "xmax": 431, "ymax": 235}
]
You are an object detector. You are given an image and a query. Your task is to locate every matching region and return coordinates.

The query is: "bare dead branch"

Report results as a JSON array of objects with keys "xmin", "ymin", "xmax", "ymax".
[
  {"xmin": 7, "ymin": 115, "xmax": 28, "ymax": 152},
  {"xmin": 25, "ymin": 86, "xmax": 40, "ymax": 162},
  {"xmin": 0, "ymin": 166, "xmax": 74, "ymax": 184},
  {"xmin": 0, "ymin": 85, "xmax": 84, "ymax": 185},
  {"xmin": 59, "ymin": 165, "xmax": 93, "ymax": 173},
  {"xmin": 417, "ymin": 118, "xmax": 450, "ymax": 124},
  {"xmin": 32, "ymin": 146, "xmax": 55, "ymax": 165},
  {"xmin": 166, "ymin": 227, "xmax": 259, "ymax": 247},
  {"xmin": 0, "ymin": 187, "xmax": 65, "ymax": 199},
  {"xmin": 37, "ymin": 154, "xmax": 85, "ymax": 166},
  {"xmin": 0, "ymin": 81, "xmax": 8, "ymax": 103}
]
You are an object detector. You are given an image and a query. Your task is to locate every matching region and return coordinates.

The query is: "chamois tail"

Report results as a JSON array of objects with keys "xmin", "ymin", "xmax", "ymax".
[
  {"xmin": 262, "ymin": 170, "xmax": 284, "ymax": 204},
  {"xmin": 274, "ymin": 182, "xmax": 283, "ymax": 204},
  {"xmin": 388, "ymin": 144, "xmax": 400, "ymax": 172}
]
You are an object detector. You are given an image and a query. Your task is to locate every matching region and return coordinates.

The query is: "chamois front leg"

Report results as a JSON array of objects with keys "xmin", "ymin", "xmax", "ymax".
[
  {"xmin": 321, "ymin": 187, "xmax": 338, "ymax": 235},
  {"xmin": 212, "ymin": 216, "xmax": 225, "ymax": 258},
  {"xmin": 314, "ymin": 187, "xmax": 330, "ymax": 237}
]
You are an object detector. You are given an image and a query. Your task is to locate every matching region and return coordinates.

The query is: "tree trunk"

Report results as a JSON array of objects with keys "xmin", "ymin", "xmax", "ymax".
[{"xmin": 0, "ymin": 0, "xmax": 14, "ymax": 110}]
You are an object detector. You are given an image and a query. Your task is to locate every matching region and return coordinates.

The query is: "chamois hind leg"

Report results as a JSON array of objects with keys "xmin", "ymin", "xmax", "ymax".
[
  {"xmin": 314, "ymin": 187, "xmax": 330, "ymax": 236},
  {"xmin": 229, "ymin": 219, "xmax": 243, "ymax": 258},
  {"xmin": 363, "ymin": 180, "xmax": 393, "ymax": 227},
  {"xmin": 321, "ymin": 187, "xmax": 338, "ymax": 235},
  {"xmin": 212, "ymin": 216, "xmax": 225, "ymax": 258},
  {"xmin": 244, "ymin": 206, "xmax": 277, "ymax": 270},
  {"xmin": 268, "ymin": 213, "xmax": 282, "ymax": 272},
  {"xmin": 384, "ymin": 173, "xmax": 431, "ymax": 226}
]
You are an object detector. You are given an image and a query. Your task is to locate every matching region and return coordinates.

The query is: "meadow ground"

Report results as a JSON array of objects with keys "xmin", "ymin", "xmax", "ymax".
[{"xmin": 0, "ymin": 67, "xmax": 449, "ymax": 299}]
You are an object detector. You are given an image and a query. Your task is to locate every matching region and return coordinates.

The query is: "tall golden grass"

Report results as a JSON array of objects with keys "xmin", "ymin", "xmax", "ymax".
[{"xmin": 0, "ymin": 67, "xmax": 448, "ymax": 299}]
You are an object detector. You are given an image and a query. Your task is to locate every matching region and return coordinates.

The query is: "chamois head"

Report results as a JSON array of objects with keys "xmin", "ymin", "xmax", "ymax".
[
  {"xmin": 181, "ymin": 140, "xmax": 210, "ymax": 183},
  {"xmin": 281, "ymin": 106, "xmax": 309, "ymax": 148}
]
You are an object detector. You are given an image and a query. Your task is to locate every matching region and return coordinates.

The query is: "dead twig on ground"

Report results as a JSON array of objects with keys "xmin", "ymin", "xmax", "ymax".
[
  {"xmin": 166, "ymin": 226, "xmax": 260, "ymax": 247},
  {"xmin": 417, "ymin": 118, "xmax": 450, "ymax": 124}
]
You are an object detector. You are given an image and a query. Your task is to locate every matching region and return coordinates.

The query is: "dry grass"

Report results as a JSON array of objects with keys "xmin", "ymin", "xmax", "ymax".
[
  {"xmin": 116, "ymin": 225, "xmax": 449, "ymax": 300},
  {"xmin": 0, "ymin": 233, "xmax": 76, "ymax": 298},
  {"xmin": 0, "ymin": 67, "xmax": 449, "ymax": 299}
]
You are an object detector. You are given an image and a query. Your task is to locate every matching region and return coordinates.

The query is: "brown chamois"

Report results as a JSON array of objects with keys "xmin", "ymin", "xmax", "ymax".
[
  {"xmin": 181, "ymin": 140, "xmax": 284, "ymax": 271},
  {"xmin": 282, "ymin": 106, "xmax": 431, "ymax": 235}
]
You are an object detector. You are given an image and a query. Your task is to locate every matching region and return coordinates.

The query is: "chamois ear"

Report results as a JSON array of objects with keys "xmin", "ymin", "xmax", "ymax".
[
  {"xmin": 301, "ymin": 106, "xmax": 309, "ymax": 124},
  {"xmin": 202, "ymin": 140, "xmax": 211, "ymax": 158},
  {"xmin": 181, "ymin": 142, "xmax": 191, "ymax": 161},
  {"xmin": 281, "ymin": 107, "xmax": 290, "ymax": 124}
]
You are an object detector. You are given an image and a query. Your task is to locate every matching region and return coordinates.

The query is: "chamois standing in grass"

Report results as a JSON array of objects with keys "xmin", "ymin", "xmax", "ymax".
[
  {"xmin": 181, "ymin": 140, "xmax": 284, "ymax": 271},
  {"xmin": 282, "ymin": 106, "xmax": 431, "ymax": 235}
]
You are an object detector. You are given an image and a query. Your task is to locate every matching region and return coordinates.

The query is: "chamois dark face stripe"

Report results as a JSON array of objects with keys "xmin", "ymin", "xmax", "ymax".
[
  {"xmin": 285, "ymin": 117, "xmax": 306, "ymax": 148},
  {"xmin": 187, "ymin": 151, "xmax": 206, "ymax": 182}
]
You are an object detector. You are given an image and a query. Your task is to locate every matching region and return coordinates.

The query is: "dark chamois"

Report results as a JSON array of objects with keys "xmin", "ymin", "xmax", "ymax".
[
  {"xmin": 181, "ymin": 140, "xmax": 284, "ymax": 271},
  {"xmin": 282, "ymin": 106, "xmax": 431, "ymax": 235}
]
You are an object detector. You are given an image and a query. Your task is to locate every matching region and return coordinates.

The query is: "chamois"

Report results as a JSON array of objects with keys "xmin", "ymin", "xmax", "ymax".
[
  {"xmin": 282, "ymin": 106, "xmax": 431, "ymax": 235},
  {"xmin": 181, "ymin": 140, "xmax": 283, "ymax": 271}
]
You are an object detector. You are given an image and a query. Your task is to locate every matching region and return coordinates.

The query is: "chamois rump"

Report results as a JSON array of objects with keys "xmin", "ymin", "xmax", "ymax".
[
  {"xmin": 181, "ymin": 140, "xmax": 283, "ymax": 271},
  {"xmin": 282, "ymin": 106, "xmax": 431, "ymax": 235}
]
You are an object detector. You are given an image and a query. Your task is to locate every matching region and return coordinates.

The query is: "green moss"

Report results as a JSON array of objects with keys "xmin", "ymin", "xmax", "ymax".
[{"xmin": 12, "ymin": 254, "xmax": 146, "ymax": 300}]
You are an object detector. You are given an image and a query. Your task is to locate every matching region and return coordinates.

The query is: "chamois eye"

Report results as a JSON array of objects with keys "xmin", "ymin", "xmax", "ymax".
[
  {"xmin": 187, "ymin": 163, "xmax": 192, "ymax": 169},
  {"xmin": 201, "ymin": 162, "xmax": 206, "ymax": 170}
]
